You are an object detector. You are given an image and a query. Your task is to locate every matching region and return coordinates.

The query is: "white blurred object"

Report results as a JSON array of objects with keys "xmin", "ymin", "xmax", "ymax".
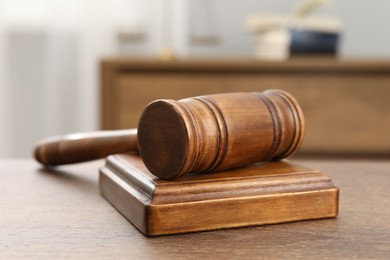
[
  {"xmin": 247, "ymin": 14, "xmax": 290, "ymax": 60},
  {"xmin": 157, "ymin": 0, "xmax": 175, "ymax": 59},
  {"xmin": 114, "ymin": 0, "xmax": 145, "ymax": 43},
  {"xmin": 188, "ymin": 0, "xmax": 219, "ymax": 46}
]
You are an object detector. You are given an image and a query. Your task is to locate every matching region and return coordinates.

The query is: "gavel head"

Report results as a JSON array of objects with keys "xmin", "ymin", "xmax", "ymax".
[{"xmin": 137, "ymin": 89, "xmax": 305, "ymax": 179}]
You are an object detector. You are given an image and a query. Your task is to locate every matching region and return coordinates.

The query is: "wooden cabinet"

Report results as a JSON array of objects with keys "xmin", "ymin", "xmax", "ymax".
[{"xmin": 101, "ymin": 58, "xmax": 390, "ymax": 157}]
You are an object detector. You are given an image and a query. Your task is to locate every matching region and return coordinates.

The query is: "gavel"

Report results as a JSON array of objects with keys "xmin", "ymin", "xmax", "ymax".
[{"xmin": 34, "ymin": 89, "xmax": 304, "ymax": 179}]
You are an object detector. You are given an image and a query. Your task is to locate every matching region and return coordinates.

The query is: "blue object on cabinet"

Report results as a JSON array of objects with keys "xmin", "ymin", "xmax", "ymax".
[{"xmin": 290, "ymin": 29, "xmax": 339, "ymax": 55}]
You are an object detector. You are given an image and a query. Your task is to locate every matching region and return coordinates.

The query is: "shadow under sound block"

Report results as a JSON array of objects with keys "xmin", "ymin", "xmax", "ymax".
[{"xmin": 99, "ymin": 153, "xmax": 339, "ymax": 236}]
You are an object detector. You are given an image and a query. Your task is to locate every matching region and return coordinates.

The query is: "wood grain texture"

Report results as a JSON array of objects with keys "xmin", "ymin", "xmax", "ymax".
[
  {"xmin": 101, "ymin": 58, "xmax": 390, "ymax": 157},
  {"xmin": 137, "ymin": 90, "xmax": 304, "ymax": 179},
  {"xmin": 100, "ymin": 154, "xmax": 337, "ymax": 236},
  {"xmin": 0, "ymin": 159, "xmax": 389, "ymax": 259},
  {"xmin": 34, "ymin": 129, "xmax": 138, "ymax": 165}
]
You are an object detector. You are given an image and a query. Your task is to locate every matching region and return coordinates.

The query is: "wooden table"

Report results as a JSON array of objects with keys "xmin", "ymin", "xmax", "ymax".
[{"xmin": 1, "ymin": 159, "xmax": 389, "ymax": 259}]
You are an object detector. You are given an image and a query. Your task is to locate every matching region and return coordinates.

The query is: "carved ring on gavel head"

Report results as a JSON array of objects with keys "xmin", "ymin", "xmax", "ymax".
[
  {"xmin": 138, "ymin": 89, "xmax": 304, "ymax": 179},
  {"xmin": 34, "ymin": 89, "xmax": 304, "ymax": 180}
]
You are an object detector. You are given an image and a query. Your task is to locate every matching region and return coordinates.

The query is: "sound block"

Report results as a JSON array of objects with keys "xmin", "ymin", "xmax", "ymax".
[{"xmin": 99, "ymin": 154, "xmax": 339, "ymax": 236}]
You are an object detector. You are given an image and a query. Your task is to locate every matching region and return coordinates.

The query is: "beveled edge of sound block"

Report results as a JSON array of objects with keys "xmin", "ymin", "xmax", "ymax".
[{"xmin": 99, "ymin": 153, "xmax": 339, "ymax": 236}]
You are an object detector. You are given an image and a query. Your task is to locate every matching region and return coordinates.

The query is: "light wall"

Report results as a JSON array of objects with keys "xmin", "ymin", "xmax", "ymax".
[{"xmin": 120, "ymin": 0, "xmax": 390, "ymax": 58}]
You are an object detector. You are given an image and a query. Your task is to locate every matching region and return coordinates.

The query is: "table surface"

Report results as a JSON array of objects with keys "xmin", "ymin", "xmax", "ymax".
[{"xmin": 1, "ymin": 158, "xmax": 389, "ymax": 259}]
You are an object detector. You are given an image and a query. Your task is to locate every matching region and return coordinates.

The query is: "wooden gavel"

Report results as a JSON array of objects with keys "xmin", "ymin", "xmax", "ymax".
[{"xmin": 34, "ymin": 89, "xmax": 304, "ymax": 179}]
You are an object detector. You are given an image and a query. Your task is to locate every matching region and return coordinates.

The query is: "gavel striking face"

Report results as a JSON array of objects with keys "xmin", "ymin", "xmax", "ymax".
[{"xmin": 34, "ymin": 89, "xmax": 304, "ymax": 179}]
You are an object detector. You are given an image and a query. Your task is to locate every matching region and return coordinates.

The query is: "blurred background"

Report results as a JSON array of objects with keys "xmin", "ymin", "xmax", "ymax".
[{"xmin": 0, "ymin": 0, "xmax": 389, "ymax": 158}]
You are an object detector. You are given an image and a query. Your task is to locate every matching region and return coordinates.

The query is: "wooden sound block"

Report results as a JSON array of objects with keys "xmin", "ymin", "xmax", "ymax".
[{"xmin": 99, "ymin": 154, "xmax": 339, "ymax": 236}]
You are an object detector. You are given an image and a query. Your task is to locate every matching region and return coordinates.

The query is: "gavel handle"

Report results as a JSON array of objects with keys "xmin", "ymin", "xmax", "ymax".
[{"xmin": 34, "ymin": 129, "xmax": 138, "ymax": 166}]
